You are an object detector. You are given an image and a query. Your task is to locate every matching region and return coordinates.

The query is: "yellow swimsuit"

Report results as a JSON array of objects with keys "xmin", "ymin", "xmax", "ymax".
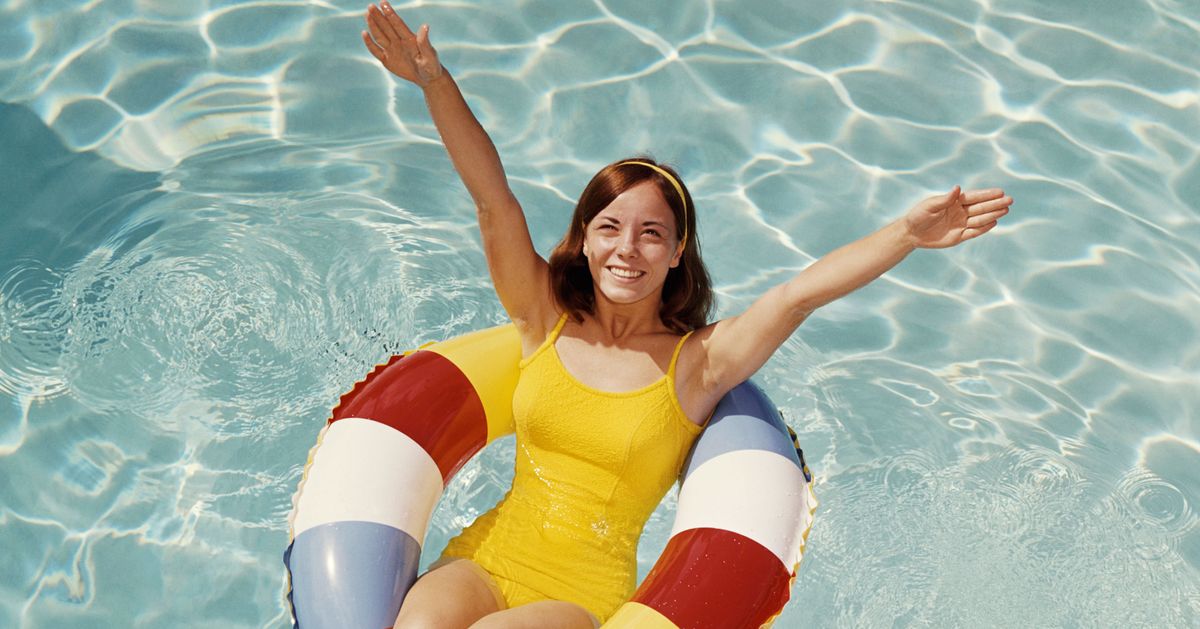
[{"xmin": 440, "ymin": 314, "xmax": 702, "ymax": 621}]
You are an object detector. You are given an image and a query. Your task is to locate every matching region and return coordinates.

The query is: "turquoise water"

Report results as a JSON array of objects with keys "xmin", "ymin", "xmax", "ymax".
[{"xmin": 2, "ymin": 0, "xmax": 1198, "ymax": 626}]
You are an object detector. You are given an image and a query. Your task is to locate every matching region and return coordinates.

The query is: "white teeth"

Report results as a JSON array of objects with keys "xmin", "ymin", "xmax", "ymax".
[{"xmin": 609, "ymin": 267, "xmax": 644, "ymax": 279}]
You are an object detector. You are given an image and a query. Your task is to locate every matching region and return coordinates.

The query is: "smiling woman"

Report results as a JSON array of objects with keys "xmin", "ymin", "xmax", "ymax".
[
  {"xmin": 548, "ymin": 160, "xmax": 710, "ymax": 336},
  {"xmin": 338, "ymin": 0, "xmax": 1011, "ymax": 627},
  {"xmin": 2, "ymin": 0, "xmax": 1196, "ymax": 624}
]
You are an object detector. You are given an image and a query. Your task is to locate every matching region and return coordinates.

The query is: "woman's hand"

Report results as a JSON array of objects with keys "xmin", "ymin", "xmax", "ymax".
[
  {"xmin": 362, "ymin": 1, "xmax": 445, "ymax": 88},
  {"xmin": 904, "ymin": 186, "xmax": 1012, "ymax": 249}
]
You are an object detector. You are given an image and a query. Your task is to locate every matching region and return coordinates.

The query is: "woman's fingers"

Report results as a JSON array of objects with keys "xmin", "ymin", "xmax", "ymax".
[
  {"xmin": 380, "ymin": 2, "xmax": 417, "ymax": 39},
  {"xmin": 379, "ymin": 4, "xmax": 408, "ymax": 42},
  {"xmin": 965, "ymin": 207, "xmax": 1008, "ymax": 228},
  {"xmin": 960, "ymin": 188, "xmax": 1005, "ymax": 205},
  {"xmin": 966, "ymin": 195, "xmax": 1013, "ymax": 216},
  {"xmin": 366, "ymin": 5, "xmax": 393, "ymax": 47},
  {"xmin": 917, "ymin": 186, "xmax": 960, "ymax": 216},
  {"xmin": 962, "ymin": 220, "xmax": 999, "ymax": 240},
  {"xmin": 361, "ymin": 30, "xmax": 386, "ymax": 61},
  {"xmin": 940, "ymin": 185, "xmax": 962, "ymax": 207},
  {"xmin": 416, "ymin": 23, "xmax": 433, "ymax": 54}
]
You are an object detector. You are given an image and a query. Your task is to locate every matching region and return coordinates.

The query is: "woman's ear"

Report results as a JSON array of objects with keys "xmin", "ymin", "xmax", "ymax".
[
  {"xmin": 582, "ymin": 242, "xmax": 589, "ymax": 257},
  {"xmin": 669, "ymin": 243, "xmax": 682, "ymax": 268}
]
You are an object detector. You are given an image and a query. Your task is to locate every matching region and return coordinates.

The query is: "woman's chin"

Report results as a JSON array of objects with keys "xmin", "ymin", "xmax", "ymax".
[{"xmin": 596, "ymin": 284, "xmax": 656, "ymax": 306}]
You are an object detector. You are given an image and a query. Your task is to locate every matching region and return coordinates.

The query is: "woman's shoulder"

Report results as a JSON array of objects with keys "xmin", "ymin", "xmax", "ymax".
[
  {"xmin": 680, "ymin": 319, "xmax": 720, "ymax": 344},
  {"xmin": 670, "ymin": 320, "xmax": 729, "ymax": 425}
]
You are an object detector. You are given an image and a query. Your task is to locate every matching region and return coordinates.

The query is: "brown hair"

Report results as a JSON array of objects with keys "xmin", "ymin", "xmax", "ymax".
[{"xmin": 548, "ymin": 157, "xmax": 713, "ymax": 333}]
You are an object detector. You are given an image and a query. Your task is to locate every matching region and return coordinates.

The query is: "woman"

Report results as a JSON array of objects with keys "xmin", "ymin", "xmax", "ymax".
[{"xmin": 361, "ymin": 3, "xmax": 1012, "ymax": 628}]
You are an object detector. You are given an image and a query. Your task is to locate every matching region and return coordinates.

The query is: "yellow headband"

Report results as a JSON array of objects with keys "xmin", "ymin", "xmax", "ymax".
[{"xmin": 617, "ymin": 160, "xmax": 689, "ymax": 250}]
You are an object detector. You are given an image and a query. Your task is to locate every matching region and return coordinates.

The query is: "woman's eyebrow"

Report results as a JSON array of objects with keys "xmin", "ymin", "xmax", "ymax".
[{"xmin": 597, "ymin": 216, "xmax": 666, "ymax": 228}]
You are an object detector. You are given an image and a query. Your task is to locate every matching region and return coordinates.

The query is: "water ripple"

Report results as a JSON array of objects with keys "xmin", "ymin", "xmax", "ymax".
[
  {"xmin": 1116, "ymin": 468, "xmax": 1194, "ymax": 541},
  {"xmin": 0, "ymin": 262, "xmax": 71, "ymax": 398},
  {"xmin": 1, "ymin": 0, "xmax": 1198, "ymax": 626}
]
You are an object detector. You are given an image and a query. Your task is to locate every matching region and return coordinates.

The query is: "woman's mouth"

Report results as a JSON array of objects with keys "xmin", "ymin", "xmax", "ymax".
[{"xmin": 607, "ymin": 266, "xmax": 645, "ymax": 280}]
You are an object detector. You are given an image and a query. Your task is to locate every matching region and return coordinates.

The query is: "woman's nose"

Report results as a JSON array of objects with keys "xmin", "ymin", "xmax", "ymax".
[{"xmin": 616, "ymin": 231, "xmax": 637, "ymax": 256}]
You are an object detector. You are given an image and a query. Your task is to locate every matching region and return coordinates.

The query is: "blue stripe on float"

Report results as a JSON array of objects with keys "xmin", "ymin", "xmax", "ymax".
[
  {"xmin": 286, "ymin": 521, "xmax": 421, "ymax": 629},
  {"xmin": 681, "ymin": 381, "xmax": 803, "ymax": 482}
]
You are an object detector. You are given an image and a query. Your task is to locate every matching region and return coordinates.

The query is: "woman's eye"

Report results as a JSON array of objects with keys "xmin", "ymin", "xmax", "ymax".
[
  {"xmin": 599, "ymin": 224, "xmax": 617, "ymax": 231},
  {"xmin": 643, "ymin": 229, "xmax": 662, "ymax": 238}
]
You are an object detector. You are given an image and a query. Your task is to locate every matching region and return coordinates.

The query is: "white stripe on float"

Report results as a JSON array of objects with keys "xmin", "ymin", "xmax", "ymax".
[
  {"xmin": 671, "ymin": 449, "xmax": 811, "ymax": 568},
  {"xmin": 291, "ymin": 418, "xmax": 444, "ymax": 541}
]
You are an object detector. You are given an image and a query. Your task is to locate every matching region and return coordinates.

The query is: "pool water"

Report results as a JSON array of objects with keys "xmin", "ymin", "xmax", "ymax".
[{"xmin": 2, "ymin": 0, "xmax": 1198, "ymax": 626}]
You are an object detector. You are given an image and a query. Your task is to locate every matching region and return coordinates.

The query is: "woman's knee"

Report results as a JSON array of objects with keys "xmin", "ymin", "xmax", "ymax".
[
  {"xmin": 394, "ymin": 592, "xmax": 491, "ymax": 629},
  {"xmin": 393, "ymin": 559, "xmax": 504, "ymax": 629},
  {"xmin": 393, "ymin": 605, "xmax": 452, "ymax": 629},
  {"xmin": 467, "ymin": 600, "xmax": 599, "ymax": 629}
]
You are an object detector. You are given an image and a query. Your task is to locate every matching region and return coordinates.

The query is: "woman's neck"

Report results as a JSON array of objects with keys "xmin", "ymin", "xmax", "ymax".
[{"xmin": 589, "ymin": 291, "xmax": 667, "ymax": 341}]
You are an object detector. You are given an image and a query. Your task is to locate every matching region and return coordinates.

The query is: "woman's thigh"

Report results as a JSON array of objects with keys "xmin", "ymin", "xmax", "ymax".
[
  {"xmin": 393, "ymin": 558, "xmax": 506, "ymax": 629},
  {"xmin": 469, "ymin": 600, "xmax": 600, "ymax": 629}
]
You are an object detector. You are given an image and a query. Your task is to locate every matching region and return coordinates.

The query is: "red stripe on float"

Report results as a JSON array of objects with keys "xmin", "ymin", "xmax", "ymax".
[
  {"xmin": 632, "ymin": 527, "xmax": 792, "ymax": 629},
  {"xmin": 331, "ymin": 350, "xmax": 486, "ymax": 484}
]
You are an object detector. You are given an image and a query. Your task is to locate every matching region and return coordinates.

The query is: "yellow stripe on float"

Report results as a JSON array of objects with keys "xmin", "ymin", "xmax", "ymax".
[
  {"xmin": 602, "ymin": 602, "xmax": 678, "ymax": 628},
  {"xmin": 427, "ymin": 324, "xmax": 521, "ymax": 443}
]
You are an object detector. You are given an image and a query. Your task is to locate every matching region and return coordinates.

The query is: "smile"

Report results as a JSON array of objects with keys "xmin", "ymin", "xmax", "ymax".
[{"xmin": 607, "ymin": 266, "xmax": 645, "ymax": 279}]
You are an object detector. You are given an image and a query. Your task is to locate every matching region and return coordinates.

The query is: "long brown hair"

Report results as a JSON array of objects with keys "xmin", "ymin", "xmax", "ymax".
[{"xmin": 548, "ymin": 157, "xmax": 713, "ymax": 333}]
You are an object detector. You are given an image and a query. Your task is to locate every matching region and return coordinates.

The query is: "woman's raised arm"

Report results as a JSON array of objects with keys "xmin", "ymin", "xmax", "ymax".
[
  {"xmin": 362, "ymin": 2, "xmax": 552, "ymax": 330},
  {"xmin": 692, "ymin": 186, "xmax": 1013, "ymax": 399}
]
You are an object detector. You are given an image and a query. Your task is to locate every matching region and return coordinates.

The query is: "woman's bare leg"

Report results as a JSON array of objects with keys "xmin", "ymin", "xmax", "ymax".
[
  {"xmin": 393, "ymin": 558, "xmax": 506, "ymax": 629},
  {"xmin": 469, "ymin": 600, "xmax": 600, "ymax": 629}
]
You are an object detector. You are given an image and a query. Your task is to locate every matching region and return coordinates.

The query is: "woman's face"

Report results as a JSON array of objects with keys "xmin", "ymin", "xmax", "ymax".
[{"xmin": 582, "ymin": 181, "xmax": 682, "ymax": 307}]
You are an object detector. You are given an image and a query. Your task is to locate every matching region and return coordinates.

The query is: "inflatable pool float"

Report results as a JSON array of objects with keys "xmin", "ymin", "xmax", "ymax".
[{"xmin": 284, "ymin": 325, "xmax": 817, "ymax": 628}]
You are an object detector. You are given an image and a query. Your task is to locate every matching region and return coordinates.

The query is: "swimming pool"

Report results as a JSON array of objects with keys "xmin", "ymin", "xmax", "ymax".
[{"xmin": 2, "ymin": 0, "xmax": 1197, "ymax": 626}]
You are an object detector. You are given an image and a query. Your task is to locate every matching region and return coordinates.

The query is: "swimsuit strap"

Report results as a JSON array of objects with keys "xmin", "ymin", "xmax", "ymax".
[
  {"xmin": 545, "ymin": 312, "xmax": 569, "ymax": 343},
  {"xmin": 667, "ymin": 329, "xmax": 694, "ymax": 381}
]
